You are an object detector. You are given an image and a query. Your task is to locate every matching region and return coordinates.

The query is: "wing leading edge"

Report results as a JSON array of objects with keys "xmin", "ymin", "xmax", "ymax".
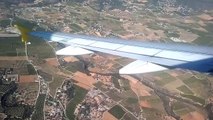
[{"xmin": 29, "ymin": 31, "xmax": 213, "ymax": 74}]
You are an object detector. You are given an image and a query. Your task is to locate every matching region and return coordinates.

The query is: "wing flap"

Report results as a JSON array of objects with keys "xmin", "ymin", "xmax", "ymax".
[
  {"xmin": 119, "ymin": 60, "xmax": 168, "ymax": 74},
  {"xmin": 56, "ymin": 46, "xmax": 93, "ymax": 56}
]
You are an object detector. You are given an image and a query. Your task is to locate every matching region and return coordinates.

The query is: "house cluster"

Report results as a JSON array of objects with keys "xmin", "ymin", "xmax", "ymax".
[
  {"xmin": 44, "ymin": 95, "xmax": 64, "ymax": 120},
  {"xmin": 74, "ymin": 88, "xmax": 114, "ymax": 120}
]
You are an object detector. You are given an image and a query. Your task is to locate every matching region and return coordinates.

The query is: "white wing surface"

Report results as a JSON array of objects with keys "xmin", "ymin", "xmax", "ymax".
[
  {"xmin": 30, "ymin": 32, "xmax": 213, "ymax": 74},
  {"xmin": 119, "ymin": 60, "xmax": 168, "ymax": 74},
  {"xmin": 56, "ymin": 46, "xmax": 93, "ymax": 56}
]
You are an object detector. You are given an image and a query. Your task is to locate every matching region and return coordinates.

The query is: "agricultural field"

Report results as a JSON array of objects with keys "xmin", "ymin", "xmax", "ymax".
[
  {"xmin": 31, "ymin": 94, "xmax": 46, "ymax": 120},
  {"xmin": 0, "ymin": 37, "xmax": 25, "ymax": 56},
  {"xmin": 65, "ymin": 85, "xmax": 88, "ymax": 120},
  {"xmin": 48, "ymin": 75, "xmax": 65, "ymax": 96},
  {"xmin": 108, "ymin": 105, "xmax": 126, "ymax": 119},
  {"xmin": 27, "ymin": 37, "xmax": 55, "ymax": 64},
  {"xmin": 172, "ymin": 101, "xmax": 195, "ymax": 116},
  {"xmin": 37, "ymin": 70, "xmax": 53, "ymax": 82},
  {"xmin": 140, "ymin": 95, "xmax": 164, "ymax": 112},
  {"xmin": 5, "ymin": 106, "xmax": 26, "ymax": 118},
  {"xmin": 27, "ymin": 64, "xmax": 37, "ymax": 75},
  {"xmin": 142, "ymin": 107, "xmax": 165, "ymax": 120},
  {"xmin": 65, "ymin": 61, "xmax": 85, "ymax": 73},
  {"xmin": 121, "ymin": 97, "xmax": 141, "ymax": 115},
  {"xmin": 152, "ymin": 72, "xmax": 176, "ymax": 86},
  {"xmin": 93, "ymin": 81, "xmax": 108, "ymax": 92},
  {"xmin": 177, "ymin": 85, "xmax": 194, "ymax": 95},
  {"xmin": 121, "ymin": 113, "xmax": 138, "ymax": 120},
  {"xmin": 112, "ymin": 76, "xmax": 120, "ymax": 89},
  {"xmin": 119, "ymin": 78, "xmax": 131, "ymax": 90},
  {"xmin": 106, "ymin": 89, "xmax": 123, "ymax": 102},
  {"xmin": 182, "ymin": 76, "xmax": 211, "ymax": 99},
  {"xmin": 0, "ymin": 60, "xmax": 36, "ymax": 75}
]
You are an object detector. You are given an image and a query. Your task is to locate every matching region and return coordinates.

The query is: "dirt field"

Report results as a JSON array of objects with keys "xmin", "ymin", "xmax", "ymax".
[
  {"xmin": 0, "ymin": 56, "xmax": 26, "ymax": 60},
  {"xmin": 122, "ymin": 75, "xmax": 154, "ymax": 110},
  {"xmin": 178, "ymin": 29, "xmax": 199, "ymax": 42},
  {"xmin": 102, "ymin": 111, "xmax": 118, "ymax": 120},
  {"xmin": 140, "ymin": 100, "xmax": 151, "ymax": 108},
  {"xmin": 40, "ymin": 62, "xmax": 59, "ymax": 74},
  {"xmin": 123, "ymin": 75, "xmax": 152, "ymax": 97},
  {"xmin": 181, "ymin": 111, "xmax": 205, "ymax": 120},
  {"xmin": 63, "ymin": 56, "xmax": 78, "ymax": 63},
  {"xmin": 163, "ymin": 79, "xmax": 184, "ymax": 92},
  {"xmin": 19, "ymin": 75, "xmax": 38, "ymax": 83},
  {"xmin": 72, "ymin": 71, "xmax": 96, "ymax": 90},
  {"xmin": 198, "ymin": 14, "xmax": 213, "ymax": 21},
  {"xmin": 45, "ymin": 58, "xmax": 59, "ymax": 67}
]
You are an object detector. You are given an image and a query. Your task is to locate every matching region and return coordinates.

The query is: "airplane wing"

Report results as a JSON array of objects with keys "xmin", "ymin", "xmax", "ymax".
[
  {"xmin": 56, "ymin": 46, "xmax": 93, "ymax": 55},
  {"xmin": 119, "ymin": 60, "xmax": 168, "ymax": 74},
  {"xmin": 29, "ymin": 31, "xmax": 213, "ymax": 74}
]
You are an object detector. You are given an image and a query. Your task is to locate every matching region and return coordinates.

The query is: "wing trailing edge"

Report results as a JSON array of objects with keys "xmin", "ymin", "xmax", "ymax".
[
  {"xmin": 56, "ymin": 46, "xmax": 93, "ymax": 56},
  {"xmin": 119, "ymin": 60, "xmax": 168, "ymax": 74}
]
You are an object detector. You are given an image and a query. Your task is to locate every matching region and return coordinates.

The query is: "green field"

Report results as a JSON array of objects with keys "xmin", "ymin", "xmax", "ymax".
[
  {"xmin": 106, "ymin": 89, "xmax": 123, "ymax": 102},
  {"xmin": 172, "ymin": 101, "xmax": 194, "ymax": 116},
  {"xmin": 174, "ymin": 108, "xmax": 191, "ymax": 116},
  {"xmin": 69, "ymin": 23, "xmax": 84, "ymax": 32},
  {"xmin": 177, "ymin": 73, "xmax": 192, "ymax": 81},
  {"xmin": 93, "ymin": 81, "xmax": 108, "ymax": 92},
  {"xmin": 121, "ymin": 97, "xmax": 140, "ymax": 114},
  {"xmin": 5, "ymin": 106, "xmax": 25, "ymax": 118},
  {"xmin": 38, "ymin": 70, "xmax": 53, "ymax": 82},
  {"xmin": 31, "ymin": 94, "xmax": 46, "ymax": 120},
  {"xmin": 172, "ymin": 101, "xmax": 188, "ymax": 111},
  {"xmin": 112, "ymin": 76, "xmax": 120, "ymax": 89},
  {"xmin": 180, "ymin": 94, "xmax": 205, "ymax": 105},
  {"xmin": 0, "ymin": 19, "xmax": 11, "ymax": 27},
  {"xmin": 177, "ymin": 85, "xmax": 194, "ymax": 95},
  {"xmin": 126, "ymin": 97, "xmax": 138, "ymax": 104},
  {"xmin": 27, "ymin": 64, "xmax": 37, "ymax": 75},
  {"xmin": 93, "ymin": 81, "xmax": 104, "ymax": 88},
  {"xmin": 183, "ymin": 76, "xmax": 210, "ymax": 98},
  {"xmin": 119, "ymin": 78, "xmax": 131, "ymax": 90},
  {"xmin": 173, "ymin": 23, "xmax": 213, "ymax": 46},
  {"xmin": 140, "ymin": 95, "xmax": 163, "ymax": 111},
  {"xmin": 0, "ymin": 18, "xmax": 49, "ymax": 58},
  {"xmin": 0, "ymin": 37, "xmax": 25, "ymax": 56},
  {"xmin": 142, "ymin": 108, "xmax": 164, "ymax": 120},
  {"xmin": 140, "ymin": 96, "xmax": 162, "ymax": 104},
  {"xmin": 109, "ymin": 105, "xmax": 126, "ymax": 119},
  {"xmin": 152, "ymin": 72, "xmax": 176, "ymax": 86},
  {"xmin": 120, "ymin": 90, "xmax": 138, "ymax": 99},
  {"xmin": 65, "ymin": 85, "xmax": 88, "ymax": 120},
  {"xmin": 193, "ymin": 23, "xmax": 213, "ymax": 46},
  {"xmin": 49, "ymin": 75, "xmax": 65, "ymax": 96},
  {"xmin": 65, "ymin": 61, "xmax": 85, "ymax": 73},
  {"xmin": 147, "ymin": 22, "xmax": 164, "ymax": 30},
  {"xmin": 28, "ymin": 37, "xmax": 55, "ymax": 63}
]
